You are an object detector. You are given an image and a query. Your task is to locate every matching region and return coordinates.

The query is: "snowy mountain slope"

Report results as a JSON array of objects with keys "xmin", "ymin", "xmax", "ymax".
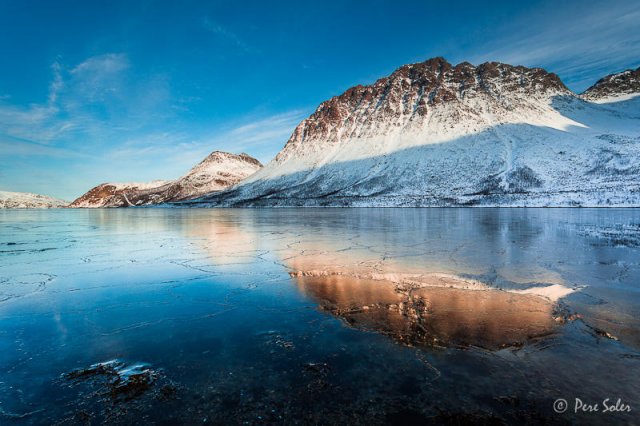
[
  {"xmin": 0, "ymin": 191, "xmax": 68, "ymax": 209},
  {"xmin": 70, "ymin": 152, "xmax": 262, "ymax": 208},
  {"xmin": 191, "ymin": 58, "xmax": 640, "ymax": 207}
]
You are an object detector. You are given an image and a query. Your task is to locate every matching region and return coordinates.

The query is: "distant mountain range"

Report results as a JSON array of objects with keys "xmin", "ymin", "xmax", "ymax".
[
  {"xmin": 191, "ymin": 59, "xmax": 640, "ymax": 207},
  {"xmin": 0, "ymin": 191, "xmax": 67, "ymax": 209},
  {"xmin": 4, "ymin": 59, "xmax": 639, "ymax": 208}
]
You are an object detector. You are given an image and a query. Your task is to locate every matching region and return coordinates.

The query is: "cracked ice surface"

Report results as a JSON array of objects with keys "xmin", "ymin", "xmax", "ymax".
[{"xmin": 0, "ymin": 208, "xmax": 639, "ymax": 424}]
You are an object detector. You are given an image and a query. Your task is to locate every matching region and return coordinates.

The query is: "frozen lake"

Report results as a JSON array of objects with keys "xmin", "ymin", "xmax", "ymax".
[{"xmin": 1, "ymin": 208, "xmax": 639, "ymax": 424}]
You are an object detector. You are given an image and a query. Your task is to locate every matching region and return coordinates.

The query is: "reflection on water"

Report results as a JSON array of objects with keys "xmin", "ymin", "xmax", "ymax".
[
  {"xmin": 0, "ymin": 208, "xmax": 639, "ymax": 424},
  {"xmin": 294, "ymin": 274, "xmax": 558, "ymax": 349}
]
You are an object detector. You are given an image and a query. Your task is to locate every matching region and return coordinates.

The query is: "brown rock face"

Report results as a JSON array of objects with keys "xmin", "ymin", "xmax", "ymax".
[
  {"xmin": 69, "ymin": 182, "xmax": 179, "ymax": 208},
  {"xmin": 581, "ymin": 66, "xmax": 640, "ymax": 101},
  {"xmin": 70, "ymin": 151, "xmax": 262, "ymax": 208}
]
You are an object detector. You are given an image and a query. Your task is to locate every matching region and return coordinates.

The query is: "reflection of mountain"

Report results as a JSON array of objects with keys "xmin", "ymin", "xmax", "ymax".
[
  {"xmin": 168, "ymin": 209, "xmax": 570, "ymax": 349},
  {"xmin": 193, "ymin": 59, "xmax": 639, "ymax": 207},
  {"xmin": 139, "ymin": 209, "xmax": 637, "ymax": 348},
  {"xmin": 294, "ymin": 274, "xmax": 557, "ymax": 349},
  {"xmin": 180, "ymin": 210, "xmax": 262, "ymax": 267}
]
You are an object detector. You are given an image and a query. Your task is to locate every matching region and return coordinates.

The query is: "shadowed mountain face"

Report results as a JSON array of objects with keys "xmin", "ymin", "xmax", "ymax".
[
  {"xmin": 70, "ymin": 152, "xmax": 262, "ymax": 208},
  {"xmin": 191, "ymin": 58, "xmax": 640, "ymax": 207}
]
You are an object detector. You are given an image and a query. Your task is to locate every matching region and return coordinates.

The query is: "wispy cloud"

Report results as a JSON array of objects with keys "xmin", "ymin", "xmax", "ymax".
[
  {"xmin": 221, "ymin": 110, "xmax": 306, "ymax": 151},
  {"xmin": 105, "ymin": 109, "xmax": 307, "ymax": 175},
  {"xmin": 0, "ymin": 103, "xmax": 62, "ymax": 145},
  {"xmin": 0, "ymin": 136, "xmax": 92, "ymax": 158},
  {"xmin": 72, "ymin": 53, "xmax": 128, "ymax": 75},
  {"xmin": 66, "ymin": 53, "xmax": 129, "ymax": 106},
  {"xmin": 48, "ymin": 61, "xmax": 64, "ymax": 104},
  {"xmin": 466, "ymin": 1, "xmax": 640, "ymax": 91},
  {"xmin": 0, "ymin": 53, "xmax": 174, "ymax": 154},
  {"xmin": 0, "ymin": 59, "xmax": 69, "ymax": 145},
  {"xmin": 202, "ymin": 17, "xmax": 252, "ymax": 53},
  {"xmin": 0, "ymin": 49, "xmax": 306, "ymax": 199}
]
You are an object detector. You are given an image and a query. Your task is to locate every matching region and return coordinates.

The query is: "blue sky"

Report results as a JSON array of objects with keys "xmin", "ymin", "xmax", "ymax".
[{"xmin": 0, "ymin": 0, "xmax": 638, "ymax": 200}]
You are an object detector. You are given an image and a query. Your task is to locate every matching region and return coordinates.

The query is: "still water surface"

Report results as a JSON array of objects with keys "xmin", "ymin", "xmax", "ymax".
[{"xmin": 0, "ymin": 208, "xmax": 639, "ymax": 424}]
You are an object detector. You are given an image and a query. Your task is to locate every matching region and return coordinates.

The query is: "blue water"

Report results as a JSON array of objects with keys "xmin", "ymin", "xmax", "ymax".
[{"xmin": 0, "ymin": 208, "xmax": 638, "ymax": 424}]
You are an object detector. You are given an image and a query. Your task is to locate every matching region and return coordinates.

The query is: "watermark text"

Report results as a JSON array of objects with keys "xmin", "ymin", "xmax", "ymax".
[{"xmin": 553, "ymin": 398, "xmax": 631, "ymax": 414}]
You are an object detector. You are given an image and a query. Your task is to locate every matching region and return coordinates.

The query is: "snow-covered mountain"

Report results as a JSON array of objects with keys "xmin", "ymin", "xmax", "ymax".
[
  {"xmin": 70, "ymin": 151, "xmax": 262, "ymax": 208},
  {"xmin": 192, "ymin": 58, "xmax": 640, "ymax": 207},
  {"xmin": 0, "ymin": 191, "xmax": 68, "ymax": 209},
  {"xmin": 581, "ymin": 66, "xmax": 640, "ymax": 103}
]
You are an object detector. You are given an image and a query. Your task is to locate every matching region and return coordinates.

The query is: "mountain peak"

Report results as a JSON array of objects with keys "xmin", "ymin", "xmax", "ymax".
[
  {"xmin": 275, "ymin": 57, "xmax": 571, "ymax": 162},
  {"xmin": 394, "ymin": 56, "xmax": 452, "ymax": 75},
  {"xmin": 200, "ymin": 151, "xmax": 262, "ymax": 167},
  {"xmin": 581, "ymin": 66, "xmax": 640, "ymax": 102}
]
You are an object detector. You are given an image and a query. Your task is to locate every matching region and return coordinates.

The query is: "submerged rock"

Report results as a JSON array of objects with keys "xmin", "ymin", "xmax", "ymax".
[
  {"xmin": 65, "ymin": 360, "xmax": 158, "ymax": 401},
  {"xmin": 302, "ymin": 362, "xmax": 332, "ymax": 393},
  {"xmin": 61, "ymin": 359, "xmax": 178, "ymax": 423}
]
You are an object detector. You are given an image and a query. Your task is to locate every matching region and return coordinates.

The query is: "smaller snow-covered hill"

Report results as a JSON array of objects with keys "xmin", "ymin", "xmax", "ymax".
[
  {"xmin": 70, "ymin": 151, "xmax": 262, "ymax": 208},
  {"xmin": 0, "ymin": 191, "xmax": 68, "ymax": 209},
  {"xmin": 581, "ymin": 66, "xmax": 640, "ymax": 103}
]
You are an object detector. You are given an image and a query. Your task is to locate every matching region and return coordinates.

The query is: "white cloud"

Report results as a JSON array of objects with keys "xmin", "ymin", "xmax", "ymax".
[
  {"xmin": 0, "ymin": 103, "xmax": 63, "ymax": 144},
  {"xmin": 71, "ymin": 53, "xmax": 129, "ymax": 75},
  {"xmin": 223, "ymin": 110, "xmax": 306, "ymax": 148},
  {"xmin": 67, "ymin": 53, "xmax": 129, "ymax": 104},
  {"xmin": 0, "ymin": 59, "xmax": 69, "ymax": 145}
]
